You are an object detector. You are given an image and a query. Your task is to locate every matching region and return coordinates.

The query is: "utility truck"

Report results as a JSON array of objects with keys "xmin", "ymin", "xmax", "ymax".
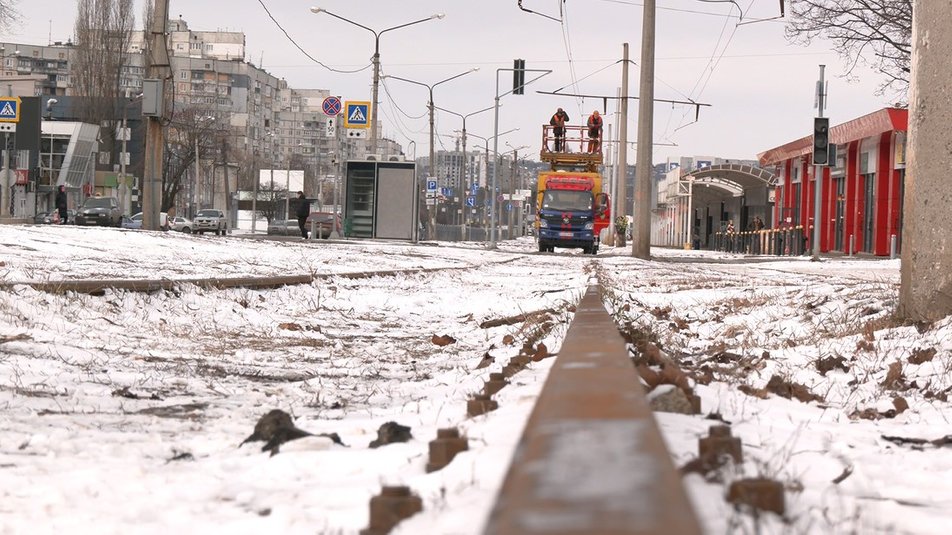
[{"xmin": 535, "ymin": 124, "xmax": 610, "ymax": 254}]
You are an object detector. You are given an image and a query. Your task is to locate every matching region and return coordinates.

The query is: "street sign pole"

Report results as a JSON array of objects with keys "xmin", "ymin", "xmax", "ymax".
[{"xmin": 0, "ymin": 96, "xmax": 21, "ymax": 219}]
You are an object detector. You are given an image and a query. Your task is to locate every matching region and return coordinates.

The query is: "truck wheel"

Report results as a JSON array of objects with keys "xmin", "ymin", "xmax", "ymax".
[{"xmin": 539, "ymin": 242, "xmax": 548, "ymax": 253}]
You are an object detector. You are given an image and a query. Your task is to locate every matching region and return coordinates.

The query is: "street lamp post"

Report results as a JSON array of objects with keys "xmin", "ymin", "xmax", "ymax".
[
  {"xmin": 505, "ymin": 142, "xmax": 529, "ymax": 238},
  {"xmin": 434, "ymin": 104, "xmax": 493, "ymax": 240},
  {"xmin": 384, "ymin": 69, "xmax": 478, "ymax": 235},
  {"xmin": 309, "ymin": 7, "xmax": 444, "ymax": 155},
  {"xmin": 458, "ymin": 128, "xmax": 519, "ymax": 239}
]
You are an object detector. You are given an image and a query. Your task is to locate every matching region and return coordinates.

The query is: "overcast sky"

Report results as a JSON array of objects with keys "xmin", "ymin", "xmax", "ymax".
[{"xmin": 15, "ymin": 0, "xmax": 895, "ymax": 164}]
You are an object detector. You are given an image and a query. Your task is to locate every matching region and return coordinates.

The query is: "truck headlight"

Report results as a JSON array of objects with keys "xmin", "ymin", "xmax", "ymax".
[
  {"xmin": 584, "ymin": 221, "xmax": 594, "ymax": 230},
  {"xmin": 539, "ymin": 219, "xmax": 549, "ymax": 228}
]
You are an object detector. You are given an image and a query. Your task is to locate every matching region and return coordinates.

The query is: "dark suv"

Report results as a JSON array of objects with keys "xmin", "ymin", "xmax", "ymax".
[{"xmin": 75, "ymin": 196, "xmax": 122, "ymax": 227}]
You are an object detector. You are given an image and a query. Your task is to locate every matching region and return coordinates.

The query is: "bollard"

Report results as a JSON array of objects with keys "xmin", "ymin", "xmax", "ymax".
[
  {"xmin": 890, "ymin": 234, "xmax": 897, "ymax": 259},
  {"xmin": 361, "ymin": 486, "xmax": 423, "ymax": 535},
  {"xmin": 426, "ymin": 428, "xmax": 469, "ymax": 473},
  {"xmin": 848, "ymin": 234, "xmax": 855, "ymax": 257},
  {"xmin": 309, "ymin": 218, "xmax": 317, "ymax": 240}
]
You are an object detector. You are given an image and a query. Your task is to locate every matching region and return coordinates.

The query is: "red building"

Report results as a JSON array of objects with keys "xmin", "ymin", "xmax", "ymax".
[{"xmin": 758, "ymin": 108, "xmax": 907, "ymax": 256}]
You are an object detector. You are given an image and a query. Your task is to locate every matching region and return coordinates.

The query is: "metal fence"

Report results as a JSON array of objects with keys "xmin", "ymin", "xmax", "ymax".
[
  {"xmin": 433, "ymin": 224, "xmax": 516, "ymax": 242},
  {"xmin": 710, "ymin": 226, "xmax": 807, "ymax": 256}
]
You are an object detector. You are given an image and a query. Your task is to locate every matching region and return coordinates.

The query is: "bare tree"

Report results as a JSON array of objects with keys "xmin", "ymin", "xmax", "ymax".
[
  {"xmin": 786, "ymin": 0, "xmax": 912, "ymax": 100},
  {"xmin": 72, "ymin": 0, "xmax": 136, "ymax": 164},
  {"xmin": 161, "ymin": 107, "xmax": 224, "ymax": 212},
  {"xmin": 0, "ymin": 0, "xmax": 19, "ymax": 33}
]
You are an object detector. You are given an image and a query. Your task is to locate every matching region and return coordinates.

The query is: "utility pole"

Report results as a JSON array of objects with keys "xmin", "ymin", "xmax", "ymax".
[
  {"xmin": 251, "ymin": 150, "xmax": 259, "ymax": 232},
  {"xmin": 811, "ymin": 65, "xmax": 826, "ymax": 261},
  {"xmin": 609, "ymin": 43, "xmax": 630, "ymax": 248},
  {"xmin": 221, "ymin": 136, "xmax": 231, "ymax": 233},
  {"xmin": 142, "ymin": 0, "xmax": 170, "ymax": 231},
  {"xmin": 508, "ymin": 149, "xmax": 517, "ymax": 236},
  {"xmin": 632, "ymin": 3, "xmax": 655, "ymax": 259},
  {"xmin": 900, "ymin": 2, "xmax": 952, "ymax": 321}
]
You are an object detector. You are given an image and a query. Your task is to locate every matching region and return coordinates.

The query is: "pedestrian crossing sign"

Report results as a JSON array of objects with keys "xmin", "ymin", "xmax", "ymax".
[
  {"xmin": 0, "ymin": 97, "xmax": 20, "ymax": 123},
  {"xmin": 343, "ymin": 101, "xmax": 371, "ymax": 129}
]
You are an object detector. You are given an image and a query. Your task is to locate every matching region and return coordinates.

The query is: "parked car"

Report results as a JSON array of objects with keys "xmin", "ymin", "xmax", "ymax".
[
  {"xmin": 305, "ymin": 212, "xmax": 341, "ymax": 239},
  {"xmin": 170, "ymin": 216, "xmax": 193, "ymax": 233},
  {"xmin": 34, "ymin": 210, "xmax": 77, "ymax": 224},
  {"xmin": 194, "ymin": 209, "xmax": 227, "ymax": 235},
  {"xmin": 266, "ymin": 219, "xmax": 300, "ymax": 236},
  {"xmin": 121, "ymin": 212, "xmax": 169, "ymax": 230},
  {"xmin": 121, "ymin": 213, "xmax": 142, "ymax": 229},
  {"xmin": 75, "ymin": 197, "xmax": 122, "ymax": 227}
]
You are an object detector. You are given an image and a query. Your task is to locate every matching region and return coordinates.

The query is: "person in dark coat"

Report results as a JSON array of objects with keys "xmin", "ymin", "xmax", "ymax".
[
  {"xmin": 549, "ymin": 108, "xmax": 570, "ymax": 152},
  {"xmin": 295, "ymin": 191, "xmax": 310, "ymax": 239},
  {"xmin": 54, "ymin": 185, "xmax": 68, "ymax": 224}
]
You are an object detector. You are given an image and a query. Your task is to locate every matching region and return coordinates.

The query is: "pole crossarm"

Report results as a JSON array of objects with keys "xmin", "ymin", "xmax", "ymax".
[
  {"xmin": 537, "ymin": 90, "xmax": 711, "ymax": 120},
  {"xmin": 497, "ymin": 68, "xmax": 552, "ymax": 100}
]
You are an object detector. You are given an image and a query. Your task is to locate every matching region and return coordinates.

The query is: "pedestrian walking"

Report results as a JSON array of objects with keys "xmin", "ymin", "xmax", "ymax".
[
  {"xmin": 586, "ymin": 110, "xmax": 603, "ymax": 153},
  {"xmin": 295, "ymin": 191, "xmax": 310, "ymax": 239},
  {"xmin": 55, "ymin": 185, "xmax": 68, "ymax": 225},
  {"xmin": 549, "ymin": 107, "xmax": 569, "ymax": 152}
]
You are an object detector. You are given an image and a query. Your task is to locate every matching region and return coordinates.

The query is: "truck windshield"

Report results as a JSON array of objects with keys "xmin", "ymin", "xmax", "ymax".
[{"xmin": 542, "ymin": 190, "xmax": 593, "ymax": 212}]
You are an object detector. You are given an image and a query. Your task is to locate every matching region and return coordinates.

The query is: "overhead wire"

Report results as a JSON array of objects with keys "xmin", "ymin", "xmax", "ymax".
[
  {"xmin": 253, "ymin": 0, "xmax": 371, "ymax": 74},
  {"xmin": 659, "ymin": 0, "xmax": 750, "ymax": 143},
  {"xmin": 558, "ymin": 1, "xmax": 585, "ymax": 118}
]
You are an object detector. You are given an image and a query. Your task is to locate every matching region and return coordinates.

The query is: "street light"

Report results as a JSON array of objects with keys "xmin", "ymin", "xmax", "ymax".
[
  {"xmin": 456, "ymin": 127, "xmax": 518, "ymax": 239},
  {"xmin": 504, "ymin": 142, "xmax": 530, "ymax": 238},
  {"xmin": 193, "ymin": 115, "xmax": 215, "ymax": 220},
  {"xmin": 383, "ymin": 68, "xmax": 479, "ymax": 235},
  {"xmin": 434, "ymin": 104, "xmax": 493, "ymax": 238},
  {"xmin": 309, "ymin": 7, "xmax": 444, "ymax": 156}
]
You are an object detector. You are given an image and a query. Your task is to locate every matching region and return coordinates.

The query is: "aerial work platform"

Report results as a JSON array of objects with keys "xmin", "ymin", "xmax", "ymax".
[{"xmin": 539, "ymin": 124, "xmax": 603, "ymax": 172}]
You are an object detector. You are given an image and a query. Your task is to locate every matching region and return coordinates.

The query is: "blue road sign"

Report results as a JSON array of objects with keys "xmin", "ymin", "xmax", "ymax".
[
  {"xmin": 343, "ymin": 101, "xmax": 370, "ymax": 128},
  {"xmin": 466, "ymin": 196, "xmax": 476, "ymax": 207},
  {"xmin": 441, "ymin": 187, "xmax": 453, "ymax": 197},
  {"xmin": 0, "ymin": 97, "xmax": 20, "ymax": 122},
  {"xmin": 470, "ymin": 184, "xmax": 478, "ymax": 195},
  {"xmin": 322, "ymin": 96, "xmax": 342, "ymax": 116},
  {"xmin": 426, "ymin": 180, "xmax": 438, "ymax": 191}
]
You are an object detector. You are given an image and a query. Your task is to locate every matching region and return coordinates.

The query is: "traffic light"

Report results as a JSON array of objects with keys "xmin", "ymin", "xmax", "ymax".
[
  {"xmin": 813, "ymin": 117, "xmax": 830, "ymax": 165},
  {"xmin": 512, "ymin": 59, "xmax": 526, "ymax": 95}
]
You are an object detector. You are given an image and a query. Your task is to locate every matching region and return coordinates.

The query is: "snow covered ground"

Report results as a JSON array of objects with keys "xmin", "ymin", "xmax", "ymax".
[{"xmin": 1, "ymin": 225, "xmax": 950, "ymax": 534}]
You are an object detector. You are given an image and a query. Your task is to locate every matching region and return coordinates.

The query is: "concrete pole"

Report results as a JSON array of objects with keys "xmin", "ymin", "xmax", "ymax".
[
  {"xmin": 285, "ymin": 156, "xmax": 291, "ymax": 220},
  {"xmin": 193, "ymin": 135, "xmax": 199, "ymax": 219},
  {"xmin": 632, "ymin": 2, "xmax": 654, "ymax": 259},
  {"xmin": 812, "ymin": 65, "xmax": 826, "ymax": 260},
  {"xmin": 461, "ymin": 123, "xmax": 468, "ymax": 239},
  {"xmin": 615, "ymin": 44, "xmax": 630, "ymax": 246},
  {"xmin": 686, "ymin": 178, "xmax": 693, "ymax": 248},
  {"xmin": 428, "ymin": 90, "xmax": 436, "ymax": 236},
  {"xmin": 371, "ymin": 43, "xmax": 380, "ymax": 156},
  {"xmin": 899, "ymin": 0, "xmax": 952, "ymax": 322},
  {"xmin": 251, "ymin": 151, "xmax": 259, "ymax": 232},
  {"xmin": 143, "ymin": 0, "xmax": 169, "ymax": 231}
]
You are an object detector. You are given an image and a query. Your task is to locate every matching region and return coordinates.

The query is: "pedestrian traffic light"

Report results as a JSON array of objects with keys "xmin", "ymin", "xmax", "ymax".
[
  {"xmin": 813, "ymin": 117, "xmax": 830, "ymax": 165},
  {"xmin": 512, "ymin": 59, "xmax": 526, "ymax": 95}
]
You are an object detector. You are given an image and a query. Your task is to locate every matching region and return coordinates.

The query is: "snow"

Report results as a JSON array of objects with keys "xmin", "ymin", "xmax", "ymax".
[{"xmin": 2, "ymin": 225, "xmax": 951, "ymax": 534}]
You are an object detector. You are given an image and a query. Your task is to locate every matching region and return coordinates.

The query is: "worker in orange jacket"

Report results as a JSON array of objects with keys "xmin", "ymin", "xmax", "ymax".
[{"xmin": 587, "ymin": 110, "xmax": 603, "ymax": 153}]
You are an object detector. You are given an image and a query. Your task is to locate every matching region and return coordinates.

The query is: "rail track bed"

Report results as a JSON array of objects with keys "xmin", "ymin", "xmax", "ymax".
[{"xmin": 2, "ymin": 225, "xmax": 947, "ymax": 533}]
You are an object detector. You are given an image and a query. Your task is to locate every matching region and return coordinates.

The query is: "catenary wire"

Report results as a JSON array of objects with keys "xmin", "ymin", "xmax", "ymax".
[{"xmin": 254, "ymin": 0, "xmax": 371, "ymax": 74}]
